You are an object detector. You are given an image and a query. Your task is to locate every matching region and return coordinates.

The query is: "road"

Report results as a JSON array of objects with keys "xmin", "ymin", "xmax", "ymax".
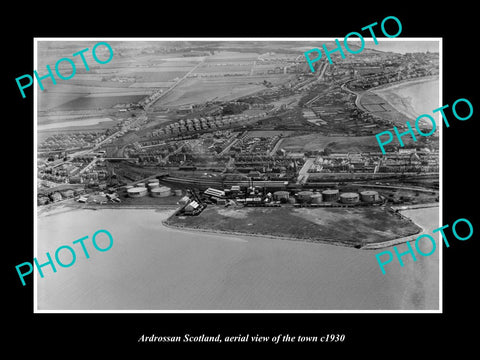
[
  {"xmin": 297, "ymin": 158, "xmax": 315, "ymax": 184},
  {"xmin": 145, "ymin": 59, "xmax": 205, "ymax": 110}
]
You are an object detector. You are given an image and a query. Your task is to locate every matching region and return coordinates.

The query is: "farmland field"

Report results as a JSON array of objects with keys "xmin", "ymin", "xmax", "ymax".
[
  {"xmin": 128, "ymin": 71, "xmax": 188, "ymax": 82},
  {"xmin": 154, "ymin": 77, "xmax": 266, "ymax": 106},
  {"xmin": 56, "ymin": 94, "xmax": 146, "ymax": 110},
  {"xmin": 38, "ymin": 93, "xmax": 87, "ymax": 111},
  {"xmin": 128, "ymin": 82, "xmax": 175, "ymax": 88},
  {"xmin": 193, "ymin": 64, "xmax": 252, "ymax": 73}
]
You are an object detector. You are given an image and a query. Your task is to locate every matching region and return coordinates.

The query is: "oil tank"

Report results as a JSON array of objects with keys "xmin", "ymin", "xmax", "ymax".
[
  {"xmin": 311, "ymin": 193, "xmax": 323, "ymax": 204},
  {"xmin": 340, "ymin": 192, "xmax": 360, "ymax": 204},
  {"xmin": 322, "ymin": 189, "xmax": 339, "ymax": 201},
  {"xmin": 137, "ymin": 182, "xmax": 145, "ymax": 188},
  {"xmin": 360, "ymin": 190, "xmax": 379, "ymax": 202},
  {"xmin": 273, "ymin": 190, "xmax": 290, "ymax": 201},
  {"xmin": 151, "ymin": 186, "xmax": 171, "ymax": 197},
  {"xmin": 297, "ymin": 191, "xmax": 313, "ymax": 203},
  {"xmin": 147, "ymin": 182, "xmax": 159, "ymax": 190},
  {"xmin": 127, "ymin": 187, "xmax": 147, "ymax": 198}
]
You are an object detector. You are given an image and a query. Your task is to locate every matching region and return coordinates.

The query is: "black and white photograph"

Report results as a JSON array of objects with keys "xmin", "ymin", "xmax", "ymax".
[{"xmin": 34, "ymin": 38, "xmax": 441, "ymax": 311}]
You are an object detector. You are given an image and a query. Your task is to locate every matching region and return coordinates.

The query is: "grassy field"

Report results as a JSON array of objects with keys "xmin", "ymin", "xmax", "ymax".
[
  {"xmin": 155, "ymin": 77, "xmax": 266, "ymax": 106},
  {"xmin": 56, "ymin": 95, "xmax": 145, "ymax": 110},
  {"xmin": 165, "ymin": 205, "xmax": 421, "ymax": 247},
  {"xmin": 281, "ymin": 134, "xmax": 379, "ymax": 153},
  {"xmin": 129, "ymin": 71, "xmax": 188, "ymax": 82}
]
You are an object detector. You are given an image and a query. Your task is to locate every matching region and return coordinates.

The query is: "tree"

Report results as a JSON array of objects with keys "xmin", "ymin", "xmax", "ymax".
[{"xmin": 322, "ymin": 148, "xmax": 332, "ymax": 156}]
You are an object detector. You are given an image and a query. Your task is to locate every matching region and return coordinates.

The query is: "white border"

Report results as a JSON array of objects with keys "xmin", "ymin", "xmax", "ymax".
[{"xmin": 34, "ymin": 37, "xmax": 442, "ymax": 314}]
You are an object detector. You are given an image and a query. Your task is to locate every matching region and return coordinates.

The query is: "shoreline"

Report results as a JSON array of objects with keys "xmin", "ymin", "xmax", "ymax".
[
  {"xmin": 368, "ymin": 75, "xmax": 439, "ymax": 122},
  {"xmin": 161, "ymin": 219, "xmax": 363, "ymax": 249},
  {"xmin": 162, "ymin": 203, "xmax": 438, "ymax": 250},
  {"xmin": 351, "ymin": 75, "xmax": 439, "ymax": 123},
  {"xmin": 38, "ymin": 201, "xmax": 437, "ymax": 250}
]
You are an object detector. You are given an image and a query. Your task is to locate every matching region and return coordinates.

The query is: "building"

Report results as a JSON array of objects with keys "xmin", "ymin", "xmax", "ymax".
[
  {"xmin": 204, "ymin": 188, "xmax": 225, "ymax": 198},
  {"xmin": 184, "ymin": 200, "xmax": 200, "ymax": 214},
  {"xmin": 178, "ymin": 196, "xmax": 191, "ymax": 206}
]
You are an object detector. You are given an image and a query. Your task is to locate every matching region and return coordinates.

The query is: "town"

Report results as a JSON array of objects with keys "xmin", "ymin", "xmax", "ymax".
[{"xmin": 36, "ymin": 40, "xmax": 439, "ymax": 247}]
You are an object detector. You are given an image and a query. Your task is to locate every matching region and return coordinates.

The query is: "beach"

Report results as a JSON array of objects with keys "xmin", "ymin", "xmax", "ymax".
[{"xmin": 370, "ymin": 77, "xmax": 440, "ymax": 124}]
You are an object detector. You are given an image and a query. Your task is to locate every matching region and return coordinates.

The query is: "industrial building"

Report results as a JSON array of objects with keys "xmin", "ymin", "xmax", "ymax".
[
  {"xmin": 184, "ymin": 200, "xmax": 200, "ymax": 214},
  {"xmin": 204, "ymin": 188, "xmax": 225, "ymax": 198},
  {"xmin": 178, "ymin": 196, "xmax": 191, "ymax": 206}
]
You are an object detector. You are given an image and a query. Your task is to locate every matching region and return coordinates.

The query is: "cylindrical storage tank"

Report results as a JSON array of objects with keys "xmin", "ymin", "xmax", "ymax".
[
  {"xmin": 127, "ymin": 187, "xmax": 147, "ymax": 198},
  {"xmin": 137, "ymin": 182, "xmax": 145, "ymax": 188},
  {"xmin": 322, "ymin": 189, "xmax": 339, "ymax": 201},
  {"xmin": 311, "ymin": 193, "xmax": 323, "ymax": 204},
  {"xmin": 174, "ymin": 189, "xmax": 183, "ymax": 196},
  {"xmin": 340, "ymin": 192, "xmax": 360, "ymax": 204},
  {"xmin": 273, "ymin": 190, "xmax": 290, "ymax": 201},
  {"xmin": 297, "ymin": 191, "xmax": 313, "ymax": 203},
  {"xmin": 360, "ymin": 190, "xmax": 379, "ymax": 202},
  {"xmin": 148, "ymin": 182, "xmax": 159, "ymax": 190},
  {"xmin": 150, "ymin": 186, "xmax": 171, "ymax": 197},
  {"xmin": 148, "ymin": 179, "xmax": 159, "ymax": 185},
  {"xmin": 125, "ymin": 185, "xmax": 133, "ymax": 190}
]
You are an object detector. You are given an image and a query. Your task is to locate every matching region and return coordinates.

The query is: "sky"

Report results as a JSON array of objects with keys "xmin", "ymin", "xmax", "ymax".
[{"xmin": 363, "ymin": 40, "xmax": 440, "ymax": 53}]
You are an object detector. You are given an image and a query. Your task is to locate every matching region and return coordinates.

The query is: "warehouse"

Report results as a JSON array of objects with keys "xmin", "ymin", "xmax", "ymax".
[
  {"xmin": 204, "ymin": 188, "xmax": 225, "ymax": 198},
  {"xmin": 184, "ymin": 200, "xmax": 200, "ymax": 214}
]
